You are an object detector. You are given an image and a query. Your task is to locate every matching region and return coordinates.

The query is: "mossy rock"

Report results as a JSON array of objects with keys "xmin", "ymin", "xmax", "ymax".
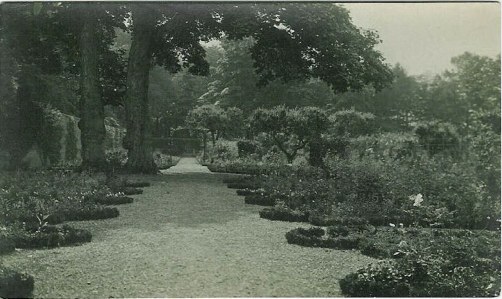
[{"xmin": 0, "ymin": 267, "xmax": 35, "ymax": 298}]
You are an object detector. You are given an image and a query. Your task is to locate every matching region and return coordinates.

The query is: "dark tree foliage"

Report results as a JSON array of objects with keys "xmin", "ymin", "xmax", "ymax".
[{"xmin": 123, "ymin": 3, "xmax": 392, "ymax": 172}]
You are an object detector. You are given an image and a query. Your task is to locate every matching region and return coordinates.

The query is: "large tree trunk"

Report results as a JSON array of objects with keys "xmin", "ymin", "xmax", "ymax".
[
  {"xmin": 78, "ymin": 8, "xmax": 106, "ymax": 169},
  {"xmin": 123, "ymin": 6, "xmax": 157, "ymax": 173}
]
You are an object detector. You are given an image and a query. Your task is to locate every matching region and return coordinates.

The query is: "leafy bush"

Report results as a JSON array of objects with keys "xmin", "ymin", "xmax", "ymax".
[
  {"xmin": 237, "ymin": 139, "xmax": 261, "ymax": 157},
  {"xmin": 413, "ymin": 121, "xmax": 461, "ymax": 157},
  {"xmin": 0, "ymin": 267, "xmax": 34, "ymax": 299}
]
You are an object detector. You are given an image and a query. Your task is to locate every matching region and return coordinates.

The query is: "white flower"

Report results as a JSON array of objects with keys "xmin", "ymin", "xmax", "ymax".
[
  {"xmin": 409, "ymin": 193, "xmax": 424, "ymax": 207},
  {"xmin": 389, "ymin": 223, "xmax": 396, "ymax": 227}
]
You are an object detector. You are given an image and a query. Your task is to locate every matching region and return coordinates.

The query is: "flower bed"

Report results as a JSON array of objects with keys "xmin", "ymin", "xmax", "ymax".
[
  {"xmin": 11, "ymin": 225, "xmax": 92, "ymax": 249},
  {"xmin": 244, "ymin": 194, "xmax": 275, "ymax": 206},
  {"xmin": 0, "ymin": 267, "xmax": 34, "ymax": 298},
  {"xmin": 259, "ymin": 207, "xmax": 309, "ymax": 222}
]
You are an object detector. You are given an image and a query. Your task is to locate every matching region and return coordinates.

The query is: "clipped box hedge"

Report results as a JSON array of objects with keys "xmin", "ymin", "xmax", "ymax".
[
  {"xmin": 244, "ymin": 194, "xmax": 275, "ymax": 206},
  {"xmin": 94, "ymin": 195, "xmax": 134, "ymax": 205},
  {"xmin": 259, "ymin": 207, "xmax": 309, "ymax": 222},
  {"xmin": 59, "ymin": 205, "xmax": 120, "ymax": 221},
  {"xmin": 12, "ymin": 225, "xmax": 92, "ymax": 249},
  {"xmin": 0, "ymin": 267, "xmax": 34, "ymax": 298},
  {"xmin": 124, "ymin": 181, "xmax": 151, "ymax": 188}
]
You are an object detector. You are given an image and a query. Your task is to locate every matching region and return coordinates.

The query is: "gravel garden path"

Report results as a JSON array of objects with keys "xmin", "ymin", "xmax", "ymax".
[{"xmin": 1, "ymin": 159, "xmax": 375, "ymax": 297}]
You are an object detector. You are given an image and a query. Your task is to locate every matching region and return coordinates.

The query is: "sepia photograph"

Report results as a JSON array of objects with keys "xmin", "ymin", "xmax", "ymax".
[{"xmin": 0, "ymin": 1, "xmax": 500, "ymax": 297}]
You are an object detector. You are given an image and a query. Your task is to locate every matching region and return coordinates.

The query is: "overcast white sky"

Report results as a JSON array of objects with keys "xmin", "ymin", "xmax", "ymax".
[{"xmin": 345, "ymin": 2, "xmax": 501, "ymax": 76}]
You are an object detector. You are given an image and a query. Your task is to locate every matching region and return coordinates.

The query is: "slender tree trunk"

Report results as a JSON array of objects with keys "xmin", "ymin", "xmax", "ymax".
[
  {"xmin": 211, "ymin": 131, "xmax": 216, "ymax": 146},
  {"xmin": 308, "ymin": 135, "xmax": 325, "ymax": 167},
  {"xmin": 78, "ymin": 8, "xmax": 106, "ymax": 169},
  {"xmin": 123, "ymin": 6, "xmax": 157, "ymax": 173},
  {"xmin": 202, "ymin": 133, "xmax": 208, "ymax": 161}
]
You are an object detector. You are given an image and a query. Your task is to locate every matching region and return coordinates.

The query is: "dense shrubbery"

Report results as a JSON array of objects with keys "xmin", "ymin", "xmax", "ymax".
[
  {"xmin": 0, "ymin": 267, "xmax": 35, "ymax": 298},
  {"xmin": 340, "ymin": 228, "xmax": 501, "ymax": 297}
]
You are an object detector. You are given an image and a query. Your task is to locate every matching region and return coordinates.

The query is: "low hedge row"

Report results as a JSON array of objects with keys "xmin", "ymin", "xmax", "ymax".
[
  {"xmin": 94, "ymin": 195, "xmax": 134, "ymax": 205},
  {"xmin": 259, "ymin": 207, "xmax": 309, "ymax": 222},
  {"xmin": 12, "ymin": 225, "xmax": 92, "ymax": 249},
  {"xmin": 124, "ymin": 181, "xmax": 151, "ymax": 188},
  {"xmin": 236, "ymin": 189, "xmax": 256, "ymax": 196},
  {"xmin": 59, "ymin": 205, "xmax": 120, "ymax": 221},
  {"xmin": 227, "ymin": 182, "xmax": 258, "ymax": 190},
  {"xmin": 222, "ymin": 176, "xmax": 252, "ymax": 184},
  {"xmin": 0, "ymin": 267, "xmax": 34, "ymax": 298},
  {"xmin": 122, "ymin": 187, "xmax": 143, "ymax": 195},
  {"xmin": 285, "ymin": 227, "xmax": 368, "ymax": 250},
  {"xmin": 308, "ymin": 215, "xmax": 370, "ymax": 227},
  {"xmin": 244, "ymin": 194, "xmax": 275, "ymax": 206}
]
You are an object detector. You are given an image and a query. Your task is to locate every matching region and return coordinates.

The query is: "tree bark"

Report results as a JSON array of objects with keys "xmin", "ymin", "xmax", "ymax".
[
  {"xmin": 123, "ymin": 6, "xmax": 157, "ymax": 173},
  {"xmin": 78, "ymin": 8, "xmax": 106, "ymax": 169}
]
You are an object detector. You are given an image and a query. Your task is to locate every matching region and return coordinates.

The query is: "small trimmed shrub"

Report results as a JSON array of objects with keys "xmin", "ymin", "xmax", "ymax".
[
  {"xmin": 12, "ymin": 225, "xmax": 92, "ymax": 249},
  {"xmin": 244, "ymin": 194, "xmax": 275, "ymax": 206},
  {"xmin": 285, "ymin": 227, "xmax": 327, "ymax": 247},
  {"xmin": 0, "ymin": 267, "xmax": 35, "ymax": 298},
  {"xmin": 259, "ymin": 207, "xmax": 309, "ymax": 222}
]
